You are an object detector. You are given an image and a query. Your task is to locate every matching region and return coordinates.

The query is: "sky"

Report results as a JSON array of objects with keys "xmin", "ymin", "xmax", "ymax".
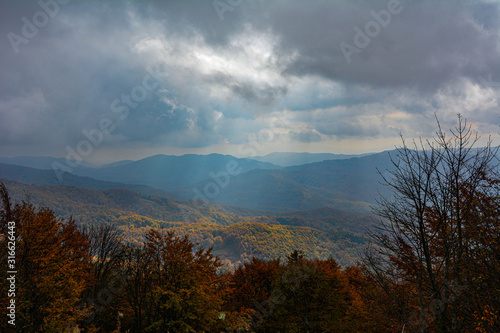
[{"xmin": 0, "ymin": 0, "xmax": 499, "ymax": 163}]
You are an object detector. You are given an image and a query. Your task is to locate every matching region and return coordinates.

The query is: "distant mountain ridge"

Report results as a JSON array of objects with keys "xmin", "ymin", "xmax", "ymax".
[
  {"xmin": 250, "ymin": 152, "xmax": 373, "ymax": 167},
  {"xmin": 0, "ymin": 151, "xmax": 396, "ymax": 212},
  {"xmin": 0, "ymin": 156, "xmax": 99, "ymax": 169},
  {"xmin": 0, "ymin": 151, "xmax": 373, "ymax": 172},
  {"xmin": 0, "ymin": 154, "xmax": 280, "ymax": 192},
  {"xmin": 70, "ymin": 153, "xmax": 280, "ymax": 191}
]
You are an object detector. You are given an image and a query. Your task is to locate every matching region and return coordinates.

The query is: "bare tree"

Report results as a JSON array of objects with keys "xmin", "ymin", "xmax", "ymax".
[
  {"xmin": 79, "ymin": 223, "xmax": 126, "ymax": 330},
  {"xmin": 82, "ymin": 223, "xmax": 125, "ymax": 287},
  {"xmin": 364, "ymin": 115, "xmax": 500, "ymax": 332},
  {"xmin": 120, "ymin": 243, "xmax": 154, "ymax": 332}
]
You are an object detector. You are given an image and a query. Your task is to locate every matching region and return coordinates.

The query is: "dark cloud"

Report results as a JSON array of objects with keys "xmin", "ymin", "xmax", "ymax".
[
  {"xmin": 289, "ymin": 130, "xmax": 322, "ymax": 143},
  {"xmin": 228, "ymin": 80, "xmax": 288, "ymax": 108},
  {"xmin": 254, "ymin": 1, "xmax": 500, "ymax": 92},
  {"xmin": 315, "ymin": 117, "xmax": 381, "ymax": 138},
  {"xmin": 0, "ymin": 0, "xmax": 498, "ymax": 159}
]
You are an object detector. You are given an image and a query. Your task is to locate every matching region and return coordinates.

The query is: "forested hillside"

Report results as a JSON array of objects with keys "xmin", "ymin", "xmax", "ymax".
[{"xmin": 1, "ymin": 179, "xmax": 371, "ymax": 267}]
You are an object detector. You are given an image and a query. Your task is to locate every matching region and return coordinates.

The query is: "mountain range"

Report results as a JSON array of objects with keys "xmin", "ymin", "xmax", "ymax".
[
  {"xmin": 0, "ymin": 151, "xmax": 396, "ymax": 265},
  {"xmin": 0, "ymin": 152, "xmax": 396, "ymax": 212}
]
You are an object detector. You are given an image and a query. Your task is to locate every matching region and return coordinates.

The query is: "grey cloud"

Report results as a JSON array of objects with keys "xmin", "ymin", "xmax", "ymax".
[
  {"xmin": 316, "ymin": 118, "xmax": 381, "ymax": 138},
  {"xmin": 227, "ymin": 79, "xmax": 288, "ymax": 108},
  {"xmin": 249, "ymin": 1, "xmax": 500, "ymax": 92},
  {"xmin": 289, "ymin": 130, "xmax": 322, "ymax": 143}
]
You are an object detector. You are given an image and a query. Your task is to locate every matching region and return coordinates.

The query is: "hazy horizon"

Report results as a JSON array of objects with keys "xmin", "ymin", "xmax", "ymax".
[{"xmin": 0, "ymin": 149, "xmax": 381, "ymax": 165}]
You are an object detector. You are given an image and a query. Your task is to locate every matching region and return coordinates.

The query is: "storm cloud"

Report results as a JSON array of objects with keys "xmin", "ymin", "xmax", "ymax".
[{"xmin": 0, "ymin": 0, "xmax": 499, "ymax": 160}]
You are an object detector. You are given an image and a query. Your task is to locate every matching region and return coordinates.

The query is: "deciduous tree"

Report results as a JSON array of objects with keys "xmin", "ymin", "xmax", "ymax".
[
  {"xmin": 0, "ymin": 183, "xmax": 93, "ymax": 332},
  {"xmin": 364, "ymin": 116, "xmax": 500, "ymax": 332}
]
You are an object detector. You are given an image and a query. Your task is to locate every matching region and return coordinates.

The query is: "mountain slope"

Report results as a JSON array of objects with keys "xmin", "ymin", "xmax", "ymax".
[
  {"xmin": 171, "ymin": 222, "xmax": 364, "ymax": 267},
  {"xmin": 276, "ymin": 151, "xmax": 394, "ymax": 204},
  {"xmin": 188, "ymin": 171, "xmax": 373, "ymax": 212},
  {"xmin": 1, "ymin": 179, "xmax": 373, "ymax": 266},
  {"xmin": 188, "ymin": 151, "xmax": 394, "ymax": 212},
  {"xmin": 71, "ymin": 153, "xmax": 280, "ymax": 191},
  {"xmin": 0, "ymin": 163, "xmax": 184, "ymax": 200},
  {"xmin": 0, "ymin": 155, "xmax": 98, "ymax": 169},
  {"xmin": 0, "ymin": 178, "xmax": 251, "ymax": 226}
]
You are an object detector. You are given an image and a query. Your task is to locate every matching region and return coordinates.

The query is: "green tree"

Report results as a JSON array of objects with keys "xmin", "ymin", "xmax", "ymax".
[
  {"xmin": 268, "ymin": 257, "xmax": 352, "ymax": 333},
  {"xmin": 229, "ymin": 252, "xmax": 359, "ymax": 333}
]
